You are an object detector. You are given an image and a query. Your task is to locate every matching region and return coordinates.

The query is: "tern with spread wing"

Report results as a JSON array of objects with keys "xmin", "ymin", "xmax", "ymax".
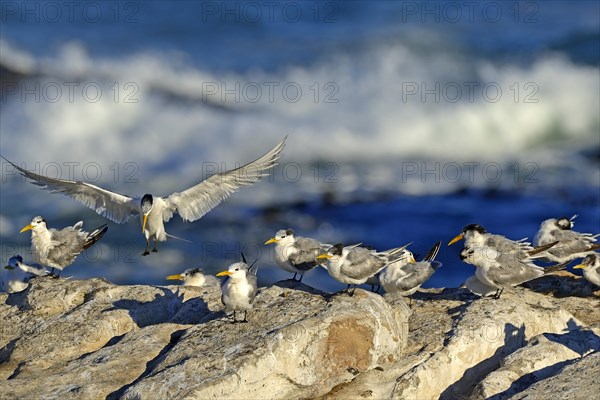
[
  {"xmin": 534, "ymin": 216, "xmax": 600, "ymax": 263},
  {"xmin": 20, "ymin": 216, "xmax": 108, "ymax": 276},
  {"xmin": 2, "ymin": 255, "xmax": 50, "ymax": 293},
  {"xmin": 264, "ymin": 229, "xmax": 331, "ymax": 281},
  {"xmin": 2, "ymin": 138, "xmax": 285, "ymax": 255}
]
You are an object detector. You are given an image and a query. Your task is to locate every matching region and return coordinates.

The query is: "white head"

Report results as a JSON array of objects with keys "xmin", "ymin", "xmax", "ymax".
[
  {"xmin": 264, "ymin": 229, "xmax": 296, "ymax": 247},
  {"xmin": 20, "ymin": 216, "xmax": 47, "ymax": 234},
  {"xmin": 166, "ymin": 268, "xmax": 206, "ymax": 286},
  {"xmin": 574, "ymin": 254, "xmax": 599, "ymax": 271},
  {"xmin": 448, "ymin": 224, "xmax": 487, "ymax": 247},
  {"xmin": 216, "ymin": 262, "xmax": 250, "ymax": 281},
  {"xmin": 140, "ymin": 194, "xmax": 154, "ymax": 233}
]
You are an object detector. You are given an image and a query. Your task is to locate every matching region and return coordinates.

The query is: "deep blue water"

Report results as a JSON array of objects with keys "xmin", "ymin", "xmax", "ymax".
[{"xmin": 1, "ymin": 1, "xmax": 599, "ymax": 292}]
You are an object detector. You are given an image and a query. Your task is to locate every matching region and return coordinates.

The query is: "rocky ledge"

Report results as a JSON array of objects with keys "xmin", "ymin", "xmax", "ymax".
[{"xmin": 0, "ymin": 276, "xmax": 598, "ymax": 400}]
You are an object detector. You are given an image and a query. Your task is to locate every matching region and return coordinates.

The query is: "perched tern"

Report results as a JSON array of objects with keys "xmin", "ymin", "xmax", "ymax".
[
  {"xmin": 317, "ymin": 243, "xmax": 411, "ymax": 293},
  {"xmin": 166, "ymin": 268, "xmax": 219, "ymax": 287},
  {"xmin": 264, "ymin": 229, "xmax": 330, "ymax": 281},
  {"xmin": 459, "ymin": 245, "xmax": 564, "ymax": 299},
  {"xmin": 1, "ymin": 255, "xmax": 49, "ymax": 293},
  {"xmin": 216, "ymin": 256, "xmax": 258, "ymax": 323},
  {"xmin": 20, "ymin": 216, "xmax": 108, "ymax": 276},
  {"xmin": 449, "ymin": 224, "xmax": 557, "ymax": 260},
  {"xmin": 379, "ymin": 241, "xmax": 442, "ymax": 297},
  {"xmin": 534, "ymin": 216, "xmax": 600, "ymax": 263},
  {"xmin": 2, "ymin": 138, "xmax": 285, "ymax": 255},
  {"xmin": 573, "ymin": 254, "xmax": 600, "ymax": 287}
]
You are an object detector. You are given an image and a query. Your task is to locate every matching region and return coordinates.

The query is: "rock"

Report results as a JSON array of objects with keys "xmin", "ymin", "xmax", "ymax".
[
  {"xmin": 0, "ymin": 277, "xmax": 598, "ymax": 399},
  {"xmin": 0, "ymin": 277, "xmax": 409, "ymax": 399}
]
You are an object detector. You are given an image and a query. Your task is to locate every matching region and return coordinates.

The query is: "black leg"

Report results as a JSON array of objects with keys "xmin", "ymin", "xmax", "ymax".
[
  {"xmin": 142, "ymin": 239, "xmax": 150, "ymax": 256},
  {"xmin": 494, "ymin": 288, "xmax": 504, "ymax": 299},
  {"xmin": 298, "ymin": 274, "xmax": 303, "ymax": 282},
  {"xmin": 241, "ymin": 311, "xmax": 248, "ymax": 323},
  {"xmin": 152, "ymin": 239, "xmax": 158, "ymax": 253}
]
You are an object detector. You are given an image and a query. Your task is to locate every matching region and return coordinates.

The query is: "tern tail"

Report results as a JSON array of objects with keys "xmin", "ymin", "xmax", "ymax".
[
  {"xmin": 166, "ymin": 233, "xmax": 192, "ymax": 243},
  {"xmin": 83, "ymin": 225, "xmax": 108, "ymax": 250}
]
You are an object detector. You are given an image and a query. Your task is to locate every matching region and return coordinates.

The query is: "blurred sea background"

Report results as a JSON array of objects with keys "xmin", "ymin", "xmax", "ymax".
[{"xmin": 1, "ymin": 0, "xmax": 598, "ymax": 292}]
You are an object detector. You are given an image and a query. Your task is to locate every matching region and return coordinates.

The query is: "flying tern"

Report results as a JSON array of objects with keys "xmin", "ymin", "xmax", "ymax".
[{"xmin": 2, "ymin": 137, "xmax": 285, "ymax": 255}]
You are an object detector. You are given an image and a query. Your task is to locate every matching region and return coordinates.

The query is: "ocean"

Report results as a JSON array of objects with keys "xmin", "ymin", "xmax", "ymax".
[{"xmin": 1, "ymin": 0, "xmax": 599, "ymax": 292}]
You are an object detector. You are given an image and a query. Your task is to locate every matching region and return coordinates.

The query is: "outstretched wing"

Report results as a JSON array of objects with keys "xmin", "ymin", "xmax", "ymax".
[
  {"xmin": 2, "ymin": 155, "xmax": 138, "ymax": 223},
  {"xmin": 166, "ymin": 137, "xmax": 286, "ymax": 222}
]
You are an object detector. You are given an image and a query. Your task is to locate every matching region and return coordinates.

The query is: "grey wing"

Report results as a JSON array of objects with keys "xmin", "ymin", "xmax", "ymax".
[
  {"xmin": 2, "ymin": 156, "xmax": 138, "ymax": 223},
  {"xmin": 165, "ymin": 138, "xmax": 285, "ymax": 222},
  {"xmin": 487, "ymin": 235, "xmax": 532, "ymax": 252},
  {"xmin": 488, "ymin": 255, "xmax": 543, "ymax": 286},
  {"xmin": 394, "ymin": 262, "xmax": 437, "ymax": 291},
  {"xmin": 47, "ymin": 229, "xmax": 87, "ymax": 266},
  {"xmin": 288, "ymin": 237, "xmax": 325, "ymax": 269},
  {"xmin": 550, "ymin": 229, "xmax": 598, "ymax": 254},
  {"xmin": 247, "ymin": 274, "xmax": 258, "ymax": 302},
  {"xmin": 343, "ymin": 248, "xmax": 384, "ymax": 280}
]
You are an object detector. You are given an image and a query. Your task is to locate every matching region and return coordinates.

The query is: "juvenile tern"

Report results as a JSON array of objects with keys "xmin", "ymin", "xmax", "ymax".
[
  {"xmin": 1, "ymin": 255, "xmax": 49, "ymax": 293},
  {"xmin": 573, "ymin": 254, "xmax": 600, "ymax": 287},
  {"xmin": 317, "ymin": 243, "xmax": 411, "ymax": 293},
  {"xmin": 459, "ymin": 244, "xmax": 564, "ymax": 299},
  {"xmin": 2, "ymin": 138, "xmax": 285, "ymax": 255},
  {"xmin": 379, "ymin": 241, "xmax": 442, "ymax": 297},
  {"xmin": 534, "ymin": 216, "xmax": 600, "ymax": 263},
  {"xmin": 20, "ymin": 216, "xmax": 108, "ymax": 276},
  {"xmin": 166, "ymin": 267, "xmax": 219, "ymax": 287},
  {"xmin": 216, "ymin": 256, "xmax": 258, "ymax": 322},
  {"xmin": 264, "ymin": 229, "xmax": 330, "ymax": 281}
]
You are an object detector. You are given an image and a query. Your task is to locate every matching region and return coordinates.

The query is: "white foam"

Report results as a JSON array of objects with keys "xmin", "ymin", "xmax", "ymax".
[{"xmin": 0, "ymin": 39, "xmax": 598, "ymax": 201}]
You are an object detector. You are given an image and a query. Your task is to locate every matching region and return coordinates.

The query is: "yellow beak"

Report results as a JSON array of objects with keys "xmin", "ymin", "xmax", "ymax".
[
  {"xmin": 572, "ymin": 263, "xmax": 586, "ymax": 270},
  {"xmin": 448, "ymin": 233, "xmax": 464, "ymax": 246},
  {"xmin": 264, "ymin": 238, "xmax": 278, "ymax": 245},
  {"xmin": 166, "ymin": 274, "xmax": 184, "ymax": 281},
  {"xmin": 409, "ymin": 254, "xmax": 416, "ymax": 263},
  {"xmin": 142, "ymin": 214, "xmax": 148, "ymax": 233},
  {"xmin": 316, "ymin": 254, "xmax": 332, "ymax": 260},
  {"xmin": 216, "ymin": 270, "xmax": 233, "ymax": 277},
  {"xmin": 20, "ymin": 224, "xmax": 33, "ymax": 233}
]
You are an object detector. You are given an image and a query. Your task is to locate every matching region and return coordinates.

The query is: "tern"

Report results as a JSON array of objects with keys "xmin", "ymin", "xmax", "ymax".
[
  {"xmin": 379, "ymin": 241, "xmax": 442, "ymax": 297},
  {"xmin": 166, "ymin": 267, "xmax": 219, "ymax": 287},
  {"xmin": 573, "ymin": 254, "xmax": 600, "ymax": 287},
  {"xmin": 317, "ymin": 243, "xmax": 411, "ymax": 294},
  {"xmin": 2, "ymin": 138, "xmax": 285, "ymax": 255},
  {"xmin": 20, "ymin": 216, "xmax": 108, "ymax": 276},
  {"xmin": 534, "ymin": 216, "xmax": 600, "ymax": 263},
  {"xmin": 448, "ymin": 224, "xmax": 557, "ymax": 260},
  {"xmin": 216, "ymin": 256, "xmax": 258, "ymax": 323},
  {"xmin": 264, "ymin": 229, "xmax": 330, "ymax": 281},
  {"xmin": 2, "ymin": 255, "xmax": 50, "ymax": 293},
  {"xmin": 459, "ymin": 244, "xmax": 565, "ymax": 299}
]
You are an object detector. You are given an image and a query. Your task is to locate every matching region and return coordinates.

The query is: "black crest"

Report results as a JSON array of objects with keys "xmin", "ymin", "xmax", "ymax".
[
  {"xmin": 285, "ymin": 229, "xmax": 295, "ymax": 236},
  {"xmin": 463, "ymin": 224, "xmax": 486, "ymax": 234}
]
